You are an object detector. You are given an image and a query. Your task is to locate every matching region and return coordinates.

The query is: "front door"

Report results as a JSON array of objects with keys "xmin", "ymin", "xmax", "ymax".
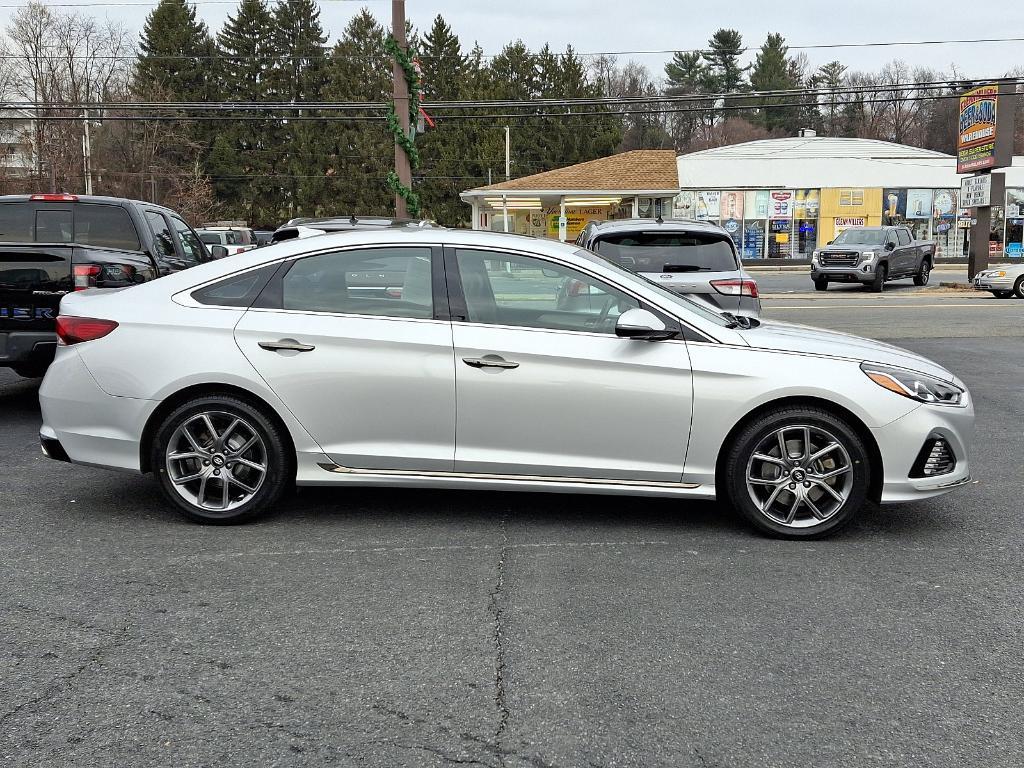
[
  {"xmin": 234, "ymin": 245, "xmax": 456, "ymax": 472},
  {"xmin": 447, "ymin": 247, "xmax": 693, "ymax": 482}
]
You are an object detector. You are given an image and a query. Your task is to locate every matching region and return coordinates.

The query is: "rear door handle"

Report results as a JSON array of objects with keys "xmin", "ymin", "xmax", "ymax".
[
  {"xmin": 463, "ymin": 356, "xmax": 519, "ymax": 370},
  {"xmin": 258, "ymin": 339, "xmax": 316, "ymax": 352}
]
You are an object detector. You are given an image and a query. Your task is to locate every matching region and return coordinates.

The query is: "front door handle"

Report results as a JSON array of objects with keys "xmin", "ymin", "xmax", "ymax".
[
  {"xmin": 463, "ymin": 356, "xmax": 519, "ymax": 370},
  {"xmin": 258, "ymin": 339, "xmax": 316, "ymax": 352}
]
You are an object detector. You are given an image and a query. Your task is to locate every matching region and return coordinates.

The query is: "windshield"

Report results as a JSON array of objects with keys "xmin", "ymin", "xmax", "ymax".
[
  {"xmin": 593, "ymin": 231, "xmax": 738, "ymax": 273},
  {"xmin": 831, "ymin": 228, "xmax": 886, "ymax": 246},
  {"xmin": 574, "ymin": 249, "xmax": 732, "ymax": 328},
  {"xmin": 199, "ymin": 232, "xmax": 221, "ymax": 245}
]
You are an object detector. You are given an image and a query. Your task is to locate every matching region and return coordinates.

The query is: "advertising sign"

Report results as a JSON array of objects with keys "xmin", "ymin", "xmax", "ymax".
[
  {"xmin": 696, "ymin": 191, "xmax": 720, "ymax": 220},
  {"xmin": 881, "ymin": 188, "xmax": 907, "ymax": 223},
  {"xmin": 906, "ymin": 189, "xmax": 933, "ymax": 219},
  {"xmin": 933, "ymin": 189, "xmax": 956, "ymax": 218},
  {"xmin": 960, "ymin": 175, "xmax": 992, "ymax": 207},
  {"xmin": 1004, "ymin": 188, "xmax": 1024, "ymax": 218},
  {"xmin": 769, "ymin": 219, "xmax": 791, "ymax": 233},
  {"xmin": 834, "ymin": 217, "xmax": 866, "ymax": 232},
  {"xmin": 769, "ymin": 190, "xmax": 794, "ymax": 219},
  {"xmin": 719, "ymin": 191, "xmax": 743, "ymax": 221},
  {"xmin": 673, "ymin": 191, "xmax": 696, "ymax": 218},
  {"xmin": 793, "ymin": 189, "xmax": 820, "ymax": 219},
  {"xmin": 957, "ymin": 82, "xmax": 1017, "ymax": 173}
]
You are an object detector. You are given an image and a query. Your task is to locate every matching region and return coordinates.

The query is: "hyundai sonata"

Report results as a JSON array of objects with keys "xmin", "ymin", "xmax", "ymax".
[{"xmin": 39, "ymin": 229, "xmax": 974, "ymax": 538}]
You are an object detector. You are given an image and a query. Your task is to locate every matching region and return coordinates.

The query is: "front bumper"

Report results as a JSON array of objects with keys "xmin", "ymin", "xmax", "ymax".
[
  {"xmin": 972, "ymin": 275, "xmax": 1014, "ymax": 291},
  {"xmin": 811, "ymin": 262, "xmax": 875, "ymax": 283},
  {"xmin": 872, "ymin": 394, "xmax": 975, "ymax": 503}
]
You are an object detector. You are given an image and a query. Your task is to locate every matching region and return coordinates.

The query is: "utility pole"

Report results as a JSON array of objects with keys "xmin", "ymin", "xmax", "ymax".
[
  {"xmin": 82, "ymin": 109, "xmax": 93, "ymax": 196},
  {"xmin": 391, "ymin": 0, "xmax": 411, "ymax": 218},
  {"xmin": 505, "ymin": 126, "xmax": 510, "ymax": 181}
]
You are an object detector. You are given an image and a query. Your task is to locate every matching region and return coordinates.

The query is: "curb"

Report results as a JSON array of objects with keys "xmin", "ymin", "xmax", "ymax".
[{"xmin": 938, "ymin": 282, "xmax": 975, "ymax": 290}]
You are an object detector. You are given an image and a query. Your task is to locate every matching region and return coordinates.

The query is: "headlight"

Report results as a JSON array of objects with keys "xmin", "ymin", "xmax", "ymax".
[
  {"xmin": 861, "ymin": 251, "xmax": 876, "ymax": 261},
  {"xmin": 861, "ymin": 363, "xmax": 964, "ymax": 406}
]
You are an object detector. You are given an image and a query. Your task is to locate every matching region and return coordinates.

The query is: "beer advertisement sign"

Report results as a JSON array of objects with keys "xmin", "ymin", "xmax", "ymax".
[{"xmin": 957, "ymin": 83, "xmax": 1015, "ymax": 174}]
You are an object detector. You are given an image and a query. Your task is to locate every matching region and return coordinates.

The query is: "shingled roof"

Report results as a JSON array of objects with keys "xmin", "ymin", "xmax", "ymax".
[{"xmin": 464, "ymin": 149, "xmax": 679, "ymax": 194}]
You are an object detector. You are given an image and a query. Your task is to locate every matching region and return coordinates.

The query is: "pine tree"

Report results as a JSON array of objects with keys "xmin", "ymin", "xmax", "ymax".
[
  {"xmin": 136, "ymin": 0, "xmax": 216, "ymax": 101},
  {"xmin": 325, "ymin": 9, "xmax": 392, "ymax": 216},
  {"xmin": 270, "ymin": 0, "xmax": 328, "ymax": 218},
  {"xmin": 215, "ymin": 0, "xmax": 277, "ymax": 224},
  {"xmin": 416, "ymin": 15, "xmax": 470, "ymax": 225},
  {"xmin": 750, "ymin": 33, "xmax": 798, "ymax": 133}
]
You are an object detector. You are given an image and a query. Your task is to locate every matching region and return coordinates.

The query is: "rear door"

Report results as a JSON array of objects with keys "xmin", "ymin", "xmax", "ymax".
[
  {"xmin": 894, "ymin": 228, "xmax": 914, "ymax": 275},
  {"xmin": 590, "ymin": 230, "xmax": 745, "ymax": 312},
  {"xmin": 234, "ymin": 244, "xmax": 456, "ymax": 472}
]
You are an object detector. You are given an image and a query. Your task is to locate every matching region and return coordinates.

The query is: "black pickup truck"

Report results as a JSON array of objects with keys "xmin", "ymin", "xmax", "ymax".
[{"xmin": 0, "ymin": 194, "xmax": 211, "ymax": 377}]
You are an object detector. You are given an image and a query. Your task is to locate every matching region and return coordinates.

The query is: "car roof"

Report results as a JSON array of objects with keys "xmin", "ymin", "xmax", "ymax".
[
  {"xmin": 585, "ymin": 218, "xmax": 732, "ymax": 237},
  {"xmin": 0, "ymin": 193, "xmax": 180, "ymax": 216},
  {"xmin": 279, "ymin": 215, "xmax": 433, "ymax": 230}
]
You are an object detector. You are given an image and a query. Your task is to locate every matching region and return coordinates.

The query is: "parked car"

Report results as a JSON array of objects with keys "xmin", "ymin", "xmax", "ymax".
[
  {"xmin": 39, "ymin": 229, "xmax": 973, "ymax": 539},
  {"xmin": 577, "ymin": 218, "xmax": 760, "ymax": 316},
  {"xmin": 972, "ymin": 264, "xmax": 1024, "ymax": 298},
  {"xmin": 270, "ymin": 216, "xmax": 434, "ymax": 244},
  {"xmin": 0, "ymin": 193, "xmax": 209, "ymax": 377},
  {"xmin": 197, "ymin": 226, "xmax": 257, "ymax": 256},
  {"xmin": 811, "ymin": 226, "xmax": 935, "ymax": 292},
  {"xmin": 253, "ymin": 230, "xmax": 275, "ymax": 246}
]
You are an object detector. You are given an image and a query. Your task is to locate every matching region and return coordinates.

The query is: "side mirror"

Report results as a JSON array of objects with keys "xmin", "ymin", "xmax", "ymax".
[
  {"xmin": 885, "ymin": 241, "xmax": 896, "ymax": 251},
  {"xmin": 210, "ymin": 244, "xmax": 229, "ymax": 259},
  {"xmin": 615, "ymin": 308, "xmax": 677, "ymax": 341}
]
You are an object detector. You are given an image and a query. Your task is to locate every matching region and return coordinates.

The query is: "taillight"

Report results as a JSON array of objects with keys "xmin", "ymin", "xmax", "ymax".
[
  {"xmin": 73, "ymin": 264, "xmax": 101, "ymax": 290},
  {"xmin": 55, "ymin": 316, "xmax": 118, "ymax": 346},
  {"xmin": 710, "ymin": 278, "xmax": 759, "ymax": 298}
]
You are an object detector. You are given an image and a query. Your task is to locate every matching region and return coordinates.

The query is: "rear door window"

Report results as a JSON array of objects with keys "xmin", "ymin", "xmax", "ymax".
[
  {"xmin": 0, "ymin": 204, "xmax": 34, "ymax": 242},
  {"xmin": 897, "ymin": 228, "xmax": 911, "ymax": 246},
  {"xmin": 35, "ymin": 209, "xmax": 73, "ymax": 243},
  {"xmin": 592, "ymin": 231, "xmax": 738, "ymax": 273},
  {"xmin": 74, "ymin": 204, "xmax": 141, "ymax": 251}
]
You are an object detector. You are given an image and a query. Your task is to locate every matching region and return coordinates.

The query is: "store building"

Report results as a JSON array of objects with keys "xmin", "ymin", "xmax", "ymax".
[
  {"xmin": 460, "ymin": 137, "xmax": 1024, "ymax": 259},
  {"xmin": 459, "ymin": 150, "xmax": 679, "ymax": 243}
]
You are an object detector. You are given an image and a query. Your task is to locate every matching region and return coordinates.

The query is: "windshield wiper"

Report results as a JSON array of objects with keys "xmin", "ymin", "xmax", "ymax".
[{"xmin": 661, "ymin": 264, "xmax": 710, "ymax": 272}]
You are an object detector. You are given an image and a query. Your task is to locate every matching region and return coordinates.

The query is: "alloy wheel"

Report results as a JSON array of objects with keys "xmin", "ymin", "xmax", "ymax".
[
  {"xmin": 745, "ymin": 424, "xmax": 854, "ymax": 529},
  {"xmin": 165, "ymin": 411, "xmax": 268, "ymax": 514}
]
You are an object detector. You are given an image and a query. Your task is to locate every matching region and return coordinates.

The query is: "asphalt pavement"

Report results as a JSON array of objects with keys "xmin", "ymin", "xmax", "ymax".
[{"xmin": 2, "ymin": 292, "xmax": 1022, "ymax": 767}]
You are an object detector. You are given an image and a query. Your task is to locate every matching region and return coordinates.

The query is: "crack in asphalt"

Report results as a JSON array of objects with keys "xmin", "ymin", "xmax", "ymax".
[
  {"xmin": 488, "ymin": 513, "xmax": 511, "ymax": 768},
  {"xmin": 0, "ymin": 620, "xmax": 132, "ymax": 729}
]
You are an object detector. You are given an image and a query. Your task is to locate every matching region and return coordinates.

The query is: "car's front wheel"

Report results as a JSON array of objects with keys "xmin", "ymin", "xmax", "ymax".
[
  {"xmin": 724, "ymin": 407, "xmax": 871, "ymax": 539},
  {"xmin": 1014, "ymin": 276, "xmax": 1024, "ymax": 299},
  {"xmin": 869, "ymin": 263, "xmax": 887, "ymax": 292},
  {"xmin": 151, "ymin": 395, "xmax": 292, "ymax": 523},
  {"xmin": 814, "ymin": 277, "xmax": 828, "ymax": 291}
]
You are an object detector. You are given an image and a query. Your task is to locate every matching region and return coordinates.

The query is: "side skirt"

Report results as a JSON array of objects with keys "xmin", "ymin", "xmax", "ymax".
[{"xmin": 297, "ymin": 462, "xmax": 717, "ymax": 500}]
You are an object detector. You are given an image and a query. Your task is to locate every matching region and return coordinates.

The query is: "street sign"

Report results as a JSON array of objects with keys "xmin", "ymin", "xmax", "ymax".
[{"xmin": 960, "ymin": 175, "xmax": 992, "ymax": 208}]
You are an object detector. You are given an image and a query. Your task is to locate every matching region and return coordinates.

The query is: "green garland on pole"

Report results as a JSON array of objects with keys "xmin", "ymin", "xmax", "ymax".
[{"xmin": 384, "ymin": 35, "xmax": 421, "ymax": 217}]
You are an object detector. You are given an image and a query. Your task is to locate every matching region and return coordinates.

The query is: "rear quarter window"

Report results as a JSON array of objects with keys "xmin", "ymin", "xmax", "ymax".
[
  {"xmin": 0, "ymin": 204, "xmax": 35, "ymax": 242},
  {"xmin": 192, "ymin": 263, "xmax": 279, "ymax": 307}
]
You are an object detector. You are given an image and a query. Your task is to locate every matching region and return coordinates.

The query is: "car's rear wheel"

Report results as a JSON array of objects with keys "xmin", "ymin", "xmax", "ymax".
[
  {"xmin": 724, "ymin": 406, "xmax": 871, "ymax": 539},
  {"xmin": 869, "ymin": 263, "xmax": 887, "ymax": 292},
  {"xmin": 1014, "ymin": 276, "xmax": 1024, "ymax": 299},
  {"xmin": 151, "ymin": 395, "xmax": 291, "ymax": 523},
  {"xmin": 913, "ymin": 260, "xmax": 931, "ymax": 286},
  {"xmin": 814, "ymin": 277, "xmax": 828, "ymax": 291}
]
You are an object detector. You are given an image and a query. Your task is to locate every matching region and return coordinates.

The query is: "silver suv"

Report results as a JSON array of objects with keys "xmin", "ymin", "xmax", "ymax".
[{"xmin": 578, "ymin": 218, "xmax": 760, "ymax": 316}]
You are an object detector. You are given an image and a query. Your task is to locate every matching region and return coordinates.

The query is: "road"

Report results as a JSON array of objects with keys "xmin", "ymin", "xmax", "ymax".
[
  {"xmin": 2, "ymin": 294, "xmax": 1022, "ymax": 767},
  {"xmin": 750, "ymin": 267, "xmax": 969, "ymax": 295}
]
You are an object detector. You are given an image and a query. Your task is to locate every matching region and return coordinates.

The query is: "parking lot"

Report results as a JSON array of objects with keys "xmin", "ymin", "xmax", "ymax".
[{"xmin": 2, "ymin": 287, "xmax": 1022, "ymax": 768}]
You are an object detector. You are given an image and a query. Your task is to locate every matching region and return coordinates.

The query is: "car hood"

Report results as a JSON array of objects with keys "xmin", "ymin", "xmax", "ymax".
[{"xmin": 736, "ymin": 320, "xmax": 954, "ymax": 382}]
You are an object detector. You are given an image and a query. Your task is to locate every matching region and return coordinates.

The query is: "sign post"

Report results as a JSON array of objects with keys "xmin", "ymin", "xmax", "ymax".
[{"xmin": 957, "ymin": 81, "xmax": 1017, "ymax": 278}]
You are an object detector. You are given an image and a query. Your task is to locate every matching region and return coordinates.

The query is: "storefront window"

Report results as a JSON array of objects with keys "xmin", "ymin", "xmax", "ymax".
[
  {"xmin": 990, "ymin": 206, "xmax": 1005, "ymax": 258},
  {"xmin": 931, "ymin": 189, "xmax": 958, "ymax": 258},
  {"xmin": 1005, "ymin": 189, "xmax": 1024, "ymax": 258}
]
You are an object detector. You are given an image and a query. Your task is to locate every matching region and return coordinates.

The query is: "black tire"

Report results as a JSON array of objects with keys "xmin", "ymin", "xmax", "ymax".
[
  {"xmin": 150, "ymin": 395, "xmax": 292, "ymax": 524},
  {"xmin": 813, "ymin": 277, "xmax": 829, "ymax": 291},
  {"xmin": 913, "ymin": 259, "xmax": 931, "ymax": 286},
  {"xmin": 1014, "ymin": 276, "xmax": 1024, "ymax": 299},
  {"xmin": 993, "ymin": 291, "xmax": 1013, "ymax": 299},
  {"xmin": 723, "ymin": 406, "xmax": 872, "ymax": 539},
  {"xmin": 869, "ymin": 263, "xmax": 887, "ymax": 292}
]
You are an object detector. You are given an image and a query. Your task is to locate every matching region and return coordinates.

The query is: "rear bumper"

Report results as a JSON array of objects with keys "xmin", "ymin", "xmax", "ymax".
[
  {"xmin": 0, "ymin": 331, "xmax": 57, "ymax": 367},
  {"xmin": 38, "ymin": 347, "xmax": 155, "ymax": 473}
]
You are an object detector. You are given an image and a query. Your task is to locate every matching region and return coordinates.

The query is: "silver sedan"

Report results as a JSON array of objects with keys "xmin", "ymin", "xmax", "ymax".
[
  {"xmin": 39, "ymin": 229, "xmax": 974, "ymax": 539},
  {"xmin": 973, "ymin": 264, "xmax": 1024, "ymax": 298}
]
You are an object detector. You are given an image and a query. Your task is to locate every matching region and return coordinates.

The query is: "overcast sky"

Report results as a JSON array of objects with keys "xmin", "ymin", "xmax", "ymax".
[{"xmin": 6, "ymin": 0, "xmax": 1022, "ymax": 81}]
